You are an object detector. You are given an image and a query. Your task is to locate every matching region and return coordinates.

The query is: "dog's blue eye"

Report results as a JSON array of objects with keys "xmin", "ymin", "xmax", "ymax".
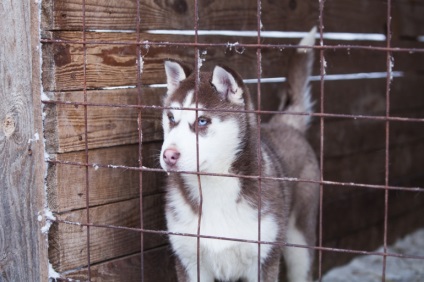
[
  {"xmin": 168, "ymin": 114, "xmax": 175, "ymax": 123},
  {"xmin": 198, "ymin": 117, "xmax": 209, "ymax": 126}
]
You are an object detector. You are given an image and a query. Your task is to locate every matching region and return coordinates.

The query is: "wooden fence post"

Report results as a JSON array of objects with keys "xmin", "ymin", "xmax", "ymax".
[{"xmin": 0, "ymin": 1, "xmax": 48, "ymax": 280}]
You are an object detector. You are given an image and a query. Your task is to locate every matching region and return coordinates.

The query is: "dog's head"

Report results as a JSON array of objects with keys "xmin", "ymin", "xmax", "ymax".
[{"xmin": 159, "ymin": 60, "xmax": 254, "ymax": 174}]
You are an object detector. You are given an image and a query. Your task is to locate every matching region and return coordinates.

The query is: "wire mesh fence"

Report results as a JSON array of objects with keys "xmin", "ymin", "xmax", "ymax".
[{"xmin": 40, "ymin": 0, "xmax": 424, "ymax": 281}]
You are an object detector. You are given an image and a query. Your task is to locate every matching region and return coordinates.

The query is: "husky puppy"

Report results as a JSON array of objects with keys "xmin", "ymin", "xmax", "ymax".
[{"xmin": 160, "ymin": 28, "xmax": 319, "ymax": 282}]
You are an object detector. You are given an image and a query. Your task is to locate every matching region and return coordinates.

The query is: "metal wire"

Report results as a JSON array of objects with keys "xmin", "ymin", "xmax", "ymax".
[
  {"xmin": 39, "ymin": 37, "xmax": 424, "ymax": 53},
  {"xmin": 51, "ymin": 219, "xmax": 424, "ymax": 262},
  {"xmin": 256, "ymin": 0, "xmax": 263, "ymax": 280},
  {"xmin": 318, "ymin": 0, "xmax": 326, "ymax": 279},
  {"xmin": 135, "ymin": 0, "xmax": 145, "ymax": 280},
  {"xmin": 382, "ymin": 1, "xmax": 393, "ymax": 280},
  {"xmin": 192, "ymin": 0, "xmax": 203, "ymax": 281},
  {"xmin": 81, "ymin": 0, "xmax": 91, "ymax": 279},
  {"xmin": 40, "ymin": 0, "xmax": 424, "ymax": 281},
  {"xmin": 40, "ymin": 99, "xmax": 424, "ymax": 124},
  {"xmin": 45, "ymin": 158, "xmax": 424, "ymax": 194}
]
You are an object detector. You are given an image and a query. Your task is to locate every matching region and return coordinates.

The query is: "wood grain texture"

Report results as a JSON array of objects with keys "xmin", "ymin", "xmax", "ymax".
[
  {"xmin": 321, "ymin": 204, "xmax": 424, "ymax": 274},
  {"xmin": 47, "ymin": 142, "xmax": 164, "ymax": 212},
  {"xmin": 41, "ymin": 31, "xmax": 296, "ymax": 91},
  {"xmin": 43, "ymin": 88, "xmax": 163, "ymax": 153},
  {"xmin": 0, "ymin": 1, "xmax": 48, "ymax": 281},
  {"xmin": 41, "ymin": 0, "xmax": 316, "ymax": 31},
  {"xmin": 322, "ymin": 186, "xmax": 424, "ymax": 243},
  {"xmin": 62, "ymin": 246, "xmax": 178, "ymax": 281},
  {"xmin": 49, "ymin": 194, "xmax": 167, "ymax": 272},
  {"xmin": 41, "ymin": 76, "xmax": 424, "ymax": 156},
  {"xmin": 309, "ymin": 118, "xmax": 421, "ymax": 159},
  {"xmin": 310, "ymin": 76, "xmax": 424, "ymax": 118},
  {"xmin": 41, "ymin": 29, "xmax": 424, "ymax": 92},
  {"xmin": 42, "ymin": 0, "xmax": 424, "ymax": 38},
  {"xmin": 307, "ymin": 119, "xmax": 424, "ymax": 186}
]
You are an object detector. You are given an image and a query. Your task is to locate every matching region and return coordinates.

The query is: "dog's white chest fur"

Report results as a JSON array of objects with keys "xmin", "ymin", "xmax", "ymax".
[{"xmin": 166, "ymin": 176, "xmax": 278, "ymax": 281}]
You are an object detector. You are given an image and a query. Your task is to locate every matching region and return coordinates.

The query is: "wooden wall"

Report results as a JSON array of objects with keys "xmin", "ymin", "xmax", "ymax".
[
  {"xmin": 38, "ymin": 0, "xmax": 424, "ymax": 281},
  {"xmin": 0, "ymin": 0, "xmax": 48, "ymax": 281}
]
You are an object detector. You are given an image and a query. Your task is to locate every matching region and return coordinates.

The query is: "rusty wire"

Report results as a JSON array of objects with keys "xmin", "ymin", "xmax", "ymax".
[
  {"xmin": 192, "ymin": 0, "xmax": 203, "ymax": 280},
  {"xmin": 255, "ymin": 0, "xmax": 263, "ymax": 280},
  {"xmin": 135, "ymin": 0, "xmax": 145, "ymax": 280},
  {"xmin": 81, "ymin": 0, "xmax": 91, "ymax": 280},
  {"xmin": 51, "ymin": 217, "xmax": 424, "ymax": 261},
  {"xmin": 382, "ymin": 0, "xmax": 393, "ymax": 279},
  {"xmin": 39, "ymin": 37, "xmax": 424, "ymax": 53},
  {"xmin": 318, "ymin": 0, "xmax": 326, "ymax": 278},
  {"xmin": 40, "ymin": 0, "xmax": 424, "ymax": 281}
]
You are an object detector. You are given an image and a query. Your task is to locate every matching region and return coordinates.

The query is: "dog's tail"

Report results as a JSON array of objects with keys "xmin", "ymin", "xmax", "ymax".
[{"xmin": 271, "ymin": 27, "xmax": 316, "ymax": 134}]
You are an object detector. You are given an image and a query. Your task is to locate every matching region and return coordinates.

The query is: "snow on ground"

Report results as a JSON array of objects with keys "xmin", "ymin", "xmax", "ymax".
[{"xmin": 322, "ymin": 228, "xmax": 424, "ymax": 282}]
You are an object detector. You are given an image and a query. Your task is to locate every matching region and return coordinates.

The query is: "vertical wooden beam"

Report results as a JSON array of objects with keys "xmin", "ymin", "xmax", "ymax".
[{"xmin": 0, "ymin": 0, "xmax": 48, "ymax": 280}]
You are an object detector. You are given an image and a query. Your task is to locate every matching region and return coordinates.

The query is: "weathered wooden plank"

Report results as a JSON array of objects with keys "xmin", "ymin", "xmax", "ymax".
[
  {"xmin": 321, "ymin": 204, "xmax": 424, "ymax": 275},
  {"xmin": 42, "ymin": 76, "xmax": 424, "ymax": 155},
  {"xmin": 41, "ymin": 31, "xmax": 294, "ymax": 91},
  {"xmin": 61, "ymin": 246, "xmax": 177, "ymax": 281},
  {"xmin": 324, "ymin": 44, "xmax": 424, "ymax": 75},
  {"xmin": 394, "ymin": 0, "xmax": 424, "ymax": 38},
  {"xmin": 41, "ymin": 0, "xmax": 315, "ymax": 31},
  {"xmin": 54, "ymin": 193, "xmax": 424, "ymax": 280},
  {"xmin": 309, "ymin": 75, "xmax": 424, "ymax": 118},
  {"xmin": 256, "ymin": 73, "xmax": 424, "ymax": 124},
  {"xmin": 322, "ymin": 185, "xmax": 424, "ymax": 242},
  {"xmin": 388, "ymin": 137, "xmax": 424, "ymax": 187},
  {"xmin": 47, "ymin": 142, "xmax": 164, "ymax": 212},
  {"xmin": 49, "ymin": 194, "xmax": 167, "ymax": 272},
  {"xmin": 41, "ymin": 30, "xmax": 424, "ymax": 92},
  {"xmin": 43, "ymin": 88, "xmax": 163, "ymax": 153},
  {"xmin": 42, "ymin": 0, "xmax": 424, "ymax": 38},
  {"xmin": 40, "ymin": 78, "xmax": 424, "ymax": 156},
  {"xmin": 0, "ymin": 0, "xmax": 49, "ymax": 281},
  {"xmin": 64, "ymin": 253, "xmax": 144, "ymax": 282},
  {"xmin": 45, "ymin": 117, "xmax": 424, "ymax": 212},
  {"xmin": 307, "ymin": 114, "xmax": 424, "ymax": 160},
  {"xmin": 321, "ymin": 137, "xmax": 424, "ymax": 186}
]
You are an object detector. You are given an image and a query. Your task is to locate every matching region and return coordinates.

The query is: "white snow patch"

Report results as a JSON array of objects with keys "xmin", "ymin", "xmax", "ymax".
[
  {"xmin": 87, "ymin": 29, "xmax": 136, "ymax": 33},
  {"xmin": 147, "ymin": 30, "xmax": 386, "ymax": 41},
  {"xmin": 322, "ymin": 228, "xmax": 424, "ymax": 282},
  {"xmin": 41, "ymin": 209, "xmax": 56, "ymax": 234},
  {"xmin": 41, "ymin": 91, "xmax": 50, "ymax": 101},
  {"xmin": 197, "ymin": 49, "xmax": 205, "ymax": 69},
  {"xmin": 322, "ymin": 58, "xmax": 327, "ymax": 75},
  {"xmin": 227, "ymin": 41, "xmax": 239, "ymax": 50},
  {"xmin": 139, "ymin": 55, "xmax": 144, "ymax": 75},
  {"xmin": 102, "ymin": 85, "xmax": 136, "ymax": 90},
  {"xmin": 49, "ymin": 262, "xmax": 61, "ymax": 280},
  {"xmin": 389, "ymin": 56, "xmax": 395, "ymax": 81},
  {"xmin": 44, "ymin": 151, "xmax": 50, "ymax": 161},
  {"xmin": 28, "ymin": 132, "xmax": 40, "ymax": 144}
]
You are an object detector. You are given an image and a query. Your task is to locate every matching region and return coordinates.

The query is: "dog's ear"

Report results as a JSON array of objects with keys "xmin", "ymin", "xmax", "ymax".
[
  {"xmin": 211, "ymin": 65, "xmax": 244, "ymax": 105},
  {"xmin": 164, "ymin": 60, "xmax": 192, "ymax": 95}
]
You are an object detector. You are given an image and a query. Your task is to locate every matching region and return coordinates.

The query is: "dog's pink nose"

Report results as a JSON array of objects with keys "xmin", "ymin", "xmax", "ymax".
[{"xmin": 163, "ymin": 148, "xmax": 180, "ymax": 166}]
